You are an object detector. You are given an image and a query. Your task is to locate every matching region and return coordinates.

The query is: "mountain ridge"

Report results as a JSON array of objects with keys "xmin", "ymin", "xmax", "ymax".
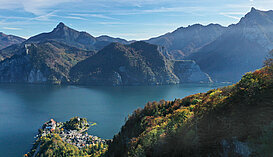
[
  {"xmin": 26, "ymin": 22, "xmax": 129, "ymax": 51},
  {"xmin": 146, "ymin": 23, "xmax": 227, "ymax": 59},
  {"xmin": 0, "ymin": 32, "xmax": 25, "ymax": 50},
  {"xmin": 188, "ymin": 7, "xmax": 273, "ymax": 82}
]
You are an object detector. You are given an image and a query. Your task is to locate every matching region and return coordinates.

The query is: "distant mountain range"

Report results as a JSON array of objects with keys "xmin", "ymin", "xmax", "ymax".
[
  {"xmin": 146, "ymin": 24, "xmax": 226, "ymax": 59},
  {"xmin": 0, "ymin": 24, "xmax": 210, "ymax": 85},
  {"xmin": 26, "ymin": 22, "xmax": 129, "ymax": 51},
  {"xmin": 0, "ymin": 23, "xmax": 129, "ymax": 61},
  {"xmin": 189, "ymin": 7, "xmax": 273, "ymax": 82},
  {"xmin": 147, "ymin": 7, "xmax": 273, "ymax": 82},
  {"xmin": 0, "ymin": 32, "xmax": 25, "ymax": 50},
  {"xmin": 0, "ymin": 7, "xmax": 272, "ymax": 84}
]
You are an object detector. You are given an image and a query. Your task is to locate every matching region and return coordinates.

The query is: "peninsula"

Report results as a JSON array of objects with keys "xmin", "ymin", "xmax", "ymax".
[{"xmin": 26, "ymin": 117, "xmax": 108, "ymax": 157}]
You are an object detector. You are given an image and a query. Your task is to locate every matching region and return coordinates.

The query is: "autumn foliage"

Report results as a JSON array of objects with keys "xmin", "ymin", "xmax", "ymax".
[{"xmin": 107, "ymin": 64, "xmax": 273, "ymax": 157}]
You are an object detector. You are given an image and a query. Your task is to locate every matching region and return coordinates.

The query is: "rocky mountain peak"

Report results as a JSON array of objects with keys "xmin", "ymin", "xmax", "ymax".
[
  {"xmin": 241, "ymin": 7, "xmax": 264, "ymax": 21},
  {"xmin": 251, "ymin": 7, "xmax": 257, "ymax": 12},
  {"xmin": 174, "ymin": 23, "xmax": 224, "ymax": 32},
  {"xmin": 57, "ymin": 22, "xmax": 65, "ymax": 28},
  {"xmin": 53, "ymin": 22, "xmax": 70, "ymax": 32}
]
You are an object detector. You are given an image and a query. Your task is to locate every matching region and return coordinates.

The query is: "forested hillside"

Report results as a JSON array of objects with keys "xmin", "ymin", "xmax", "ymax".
[{"xmin": 107, "ymin": 55, "xmax": 273, "ymax": 156}]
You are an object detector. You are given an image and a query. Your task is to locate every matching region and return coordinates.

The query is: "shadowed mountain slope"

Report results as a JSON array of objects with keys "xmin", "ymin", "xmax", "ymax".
[
  {"xmin": 0, "ymin": 32, "xmax": 25, "ymax": 50},
  {"xmin": 147, "ymin": 24, "xmax": 226, "ymax": 59},
  {"xmin": 189, "ymin": 8, "xmax": 273, "ymax": 82}
]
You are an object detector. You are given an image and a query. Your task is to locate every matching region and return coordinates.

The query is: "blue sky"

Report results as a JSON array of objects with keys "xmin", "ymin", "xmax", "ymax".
[{"xmin": 0, "ymin": 0, "xmax": 272, "ymax": 40}]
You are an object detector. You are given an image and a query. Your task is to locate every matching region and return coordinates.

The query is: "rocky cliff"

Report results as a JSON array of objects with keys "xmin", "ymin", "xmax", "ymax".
[{"xmin": 173, "ymin": 60, "xmax": 212, "ymax": 83}]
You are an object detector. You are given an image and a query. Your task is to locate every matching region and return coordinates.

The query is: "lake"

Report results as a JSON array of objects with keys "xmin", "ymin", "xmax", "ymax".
[{"xmin": 0, "ymin": 83, "xmax": 227, "ymax": 156}]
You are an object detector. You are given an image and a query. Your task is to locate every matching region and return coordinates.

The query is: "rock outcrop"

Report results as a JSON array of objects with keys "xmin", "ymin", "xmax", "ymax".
[{"xmin": 173, "ymin": 60, "xmax": 212, "ymax": 83}]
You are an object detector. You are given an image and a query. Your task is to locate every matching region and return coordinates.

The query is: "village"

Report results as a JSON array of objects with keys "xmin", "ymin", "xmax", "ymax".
[{"xmin": 38, "ymin": 118, "xmax": 107, "ymax": 149}]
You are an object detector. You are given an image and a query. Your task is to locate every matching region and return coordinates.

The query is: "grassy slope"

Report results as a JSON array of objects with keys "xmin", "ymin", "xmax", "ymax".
[{"xmin": 107, "ymin": 65, "xmax": 273, "ymax": 157}]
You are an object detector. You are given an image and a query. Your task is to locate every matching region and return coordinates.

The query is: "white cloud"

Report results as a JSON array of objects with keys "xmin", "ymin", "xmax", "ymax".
[
  {"xmin": 0, "ymin": 0, "xmax": 78, "ymax": 15},
  {"xmin": 63, "ymin": 16, "xmax": 87, "ymax": 20},
  {"xmin": 219, "ymin": 12, "xmax": 243, "ymax": 20},
  {"xmin": 97, "ymin": 21, "xmax": 128, "ymax": 25},
  {"xmin": 70, "ymin": 13, "xmax": 117, "ymax": 20},
  {"xmin": 2, "ymin": 27, "xmax": 22, "ymax": 30},
  {"xmin": 32, "ymin": 11, "xmax": 58, "ymax": 21}
]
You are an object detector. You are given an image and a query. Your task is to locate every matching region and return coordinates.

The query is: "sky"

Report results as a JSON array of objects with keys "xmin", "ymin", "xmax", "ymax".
[{"xmin": 0, "ymin": 0, "xmax": 272, "ymax": 40}]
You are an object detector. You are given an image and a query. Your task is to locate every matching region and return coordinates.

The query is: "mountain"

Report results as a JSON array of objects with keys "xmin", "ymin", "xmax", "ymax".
[
  {"xmin": 0, "ymin": 24, "xmax": 211, "ymax": 85},
  {"xmin": 26, "ymin": 22, "xmax": 97, "ymax": 50},
  {"xmin": 96, "ymin": 35, "xmax": 129, "ymax": 43},
  {"xmin": 69, "ymin": 41, "xmax": 211, "ymax": 86},
  {"xmin": 26, "ymin": 22, "xmax": 128, "ymax": 51},
  {"xmin": 0, "ymin": 32, "xmax": 25, "ymax": 50},
  {"xmin": 0, "ymin": 41, "xmax": 95, "ymax": 84},
  {"xmin": 146, "ymin": 24, "xmax": 226, "ymax": 59},
  {"xmin": 107, "ymin": 59, "xmax": 273, "ymax": 157},
  {"xmin": 0, "ymin": 23, "xmax": 129, "ymax": 61},
  {"xmin": 94, "ymin": 35, "xmax": 129, "ymax": 50},
  {"xmin": 189, "ymin": 8, "xmax": 273, "ymax": 82}
]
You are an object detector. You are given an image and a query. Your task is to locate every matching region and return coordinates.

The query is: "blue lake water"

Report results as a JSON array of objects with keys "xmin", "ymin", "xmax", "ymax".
[{"xmin": 0, "ymin": 83, "xmax": 227, "ymax": 157}]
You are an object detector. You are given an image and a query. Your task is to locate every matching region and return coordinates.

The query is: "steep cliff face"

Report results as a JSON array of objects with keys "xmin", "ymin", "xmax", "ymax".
[
  {"xmin": 0, "ymin": 55, "xmax": 44, "ymax": 83},
  {"xmin": 70, "ymin": 41, "xmax": 212, "ymax": 86},
  {"xmin": 0, "ymin": 41, "xmax": 95, "ymax": 84},
  {"xmin": 173, "ymin": 60, "xmax": 212, "ymax": 83}
]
